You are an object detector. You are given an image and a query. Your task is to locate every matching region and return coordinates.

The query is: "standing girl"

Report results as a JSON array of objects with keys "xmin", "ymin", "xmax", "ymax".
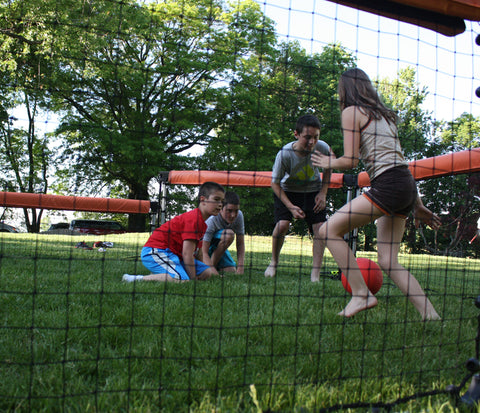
[{"xmin": 312, "ymin": 68, "xmax": 441, "ymax": 320}]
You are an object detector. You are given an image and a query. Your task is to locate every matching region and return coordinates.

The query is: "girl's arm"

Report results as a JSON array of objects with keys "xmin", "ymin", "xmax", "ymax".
[{"xmin": 312, "ymin": 106, "xmax": 364, "ymax": 171}]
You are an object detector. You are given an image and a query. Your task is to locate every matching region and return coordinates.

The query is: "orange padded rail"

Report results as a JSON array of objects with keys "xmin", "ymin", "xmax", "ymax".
[
  {"xmin": 168, "ymin": 170, "xmax": 344, "ymax": 188},
  {"xmin": 170, "ymin": 149, "xmax": 480, "ymax": 189},
  {"xmin": 0, "ymin": 192, "xmax": 151, "ymax": 214}
]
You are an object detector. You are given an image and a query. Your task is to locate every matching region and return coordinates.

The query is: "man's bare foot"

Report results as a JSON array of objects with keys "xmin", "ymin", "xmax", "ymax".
[
  {"xmin": 264, "ymin": 263, "xmax": 277, "ymax": 278},
  {"xmin": 338, "ymin": 294, "xmax": 378, "ymax": 317}
]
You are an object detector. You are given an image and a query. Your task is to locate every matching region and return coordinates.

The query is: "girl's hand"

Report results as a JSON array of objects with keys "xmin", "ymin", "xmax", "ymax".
[
  {"xmin": 311, "ymin": 151, "xmax": 332, "ymax": 169},
  {"xmin": 414, "ymin": 202, "xmax": 441, "ymax": 230}
]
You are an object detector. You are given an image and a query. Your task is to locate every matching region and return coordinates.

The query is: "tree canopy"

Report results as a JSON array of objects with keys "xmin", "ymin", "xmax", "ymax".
[{"xmin": 0, "ymin": 0, "xmax": 478, "ymax": 258}]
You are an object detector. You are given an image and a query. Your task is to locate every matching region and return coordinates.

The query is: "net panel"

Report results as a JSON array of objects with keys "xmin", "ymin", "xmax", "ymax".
[{"xmin": 0, "ymin": 0, "xmax": 479, "ymax": 412}]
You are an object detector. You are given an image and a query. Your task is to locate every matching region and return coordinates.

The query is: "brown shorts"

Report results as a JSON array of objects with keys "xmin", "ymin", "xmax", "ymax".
[{"xmin": 363, "ymin": 166, "xmax": 417, "ymax": 218}]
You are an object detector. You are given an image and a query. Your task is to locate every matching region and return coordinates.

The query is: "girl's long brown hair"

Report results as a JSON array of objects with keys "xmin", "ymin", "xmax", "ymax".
[{"xmin": 338, "ymin": 68, "xmax": 397, "ymax": 125}]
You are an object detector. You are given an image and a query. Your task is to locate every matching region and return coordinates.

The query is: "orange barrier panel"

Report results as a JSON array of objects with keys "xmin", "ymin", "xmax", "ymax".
[
  {"xmin": 358, "ymin": 148, "xmax": 480, "ymax": 187},
  {"xmin": 0, "ymin": 192, "xmax": 151, "ymax": 214},
  {"xmin": 170, "ymin": 149, "xmax": 480, "ymax": 188},
  {"xmin": 1, "ymin": 150, "xmax": 477, "ymax": 211},
  {"xmin": 168, "ymin": 170, "xmax": 344, "ymax": 188}
]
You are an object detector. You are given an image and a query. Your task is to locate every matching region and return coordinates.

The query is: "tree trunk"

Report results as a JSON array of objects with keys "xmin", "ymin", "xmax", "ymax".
[{"xmin": 127, "ymin": 186, "xmax": 150, "ymax": 232}]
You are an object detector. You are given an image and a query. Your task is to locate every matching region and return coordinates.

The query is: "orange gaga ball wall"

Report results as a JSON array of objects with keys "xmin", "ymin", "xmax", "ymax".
[
  {"xmin": 1, "ymin": 149, "xmax": 478, "ymax": 213},
  {"xmin": 0, "ymin": 192, "xmax": 151, "ymax": 214},
  {"xmin": 169, "ymin": 149, "xmax": 480, "ymax": 188}
]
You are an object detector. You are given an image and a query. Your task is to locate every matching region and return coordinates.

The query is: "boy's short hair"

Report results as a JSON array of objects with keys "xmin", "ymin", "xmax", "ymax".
[
  {"xmin": 223, "ymin": 191, "xmax": 240, "ymax": 206},
  {"xmin": 198, "ymin": 181, "xmax": 225, "ymax": 203},
  {"xmin": 295, "ymin": 114, "xmax": 321, "ymax": 134}
]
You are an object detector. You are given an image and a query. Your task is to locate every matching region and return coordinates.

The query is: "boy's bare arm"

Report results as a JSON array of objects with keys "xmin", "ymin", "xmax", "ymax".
[
  {"xmin": 182, "ymin": 239, "xmax": 199, "ymax": 279},
  {"xmin": 200, "ymin": 240, "xmax": 219, "ymax": 275},
  {"xmin": 201, "ymin": 240, "xmax": 213, "ymax": 265},
  {"xmin": 235, "ymin": 234, "xmax": 245, "ymax": 274},
  {"xmin": 271, "ymin": 182, "xmax": 305, "ymax": 219}
]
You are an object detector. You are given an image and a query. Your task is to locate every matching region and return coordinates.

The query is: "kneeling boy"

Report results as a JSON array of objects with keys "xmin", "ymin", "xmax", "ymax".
[
  {"xmin": 123, "ymin": 181, "xmax": 225, "ymax": 282},
  {"xmin": 202, "ymin": 191, "xmax": 245, "ymax": 274}
]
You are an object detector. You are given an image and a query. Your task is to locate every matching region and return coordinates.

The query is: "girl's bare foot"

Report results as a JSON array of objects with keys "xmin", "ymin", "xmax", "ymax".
[
  {"xmin": 338, "ymin": 294, "xmax": 378, "ymax": 317},
  {"xmin": 423, "ymin": 309, "xmax": 442, "ymax": 321}
]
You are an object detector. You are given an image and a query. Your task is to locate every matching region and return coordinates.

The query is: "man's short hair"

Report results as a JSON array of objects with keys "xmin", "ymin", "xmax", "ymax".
[
  {"xmin": 295, "ymin": 114, "xmax": 321, "ymax": 134},
  {"xmin": 223, "ymin": 191, "xmax": 240, "ymax": 206},
  {"xmin": 198, "ymin": 181, "xmax": 225, "ymax": 203}
]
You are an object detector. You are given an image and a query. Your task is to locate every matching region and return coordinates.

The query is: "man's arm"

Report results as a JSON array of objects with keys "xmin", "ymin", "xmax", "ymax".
[
  {"xmin": 201, "ymin": 240, "xmax": 219, "ymax": 275},
  {"xmin": 235, "ymin": 234, "xmax": 245, "ymax": 274},
  {"xmin": 182, "ymin": 239, "xmax": 199, "ymax": 279},
  {"xmin": 271, "ymin": 182, "xmax": 305, "ymax": 219}
]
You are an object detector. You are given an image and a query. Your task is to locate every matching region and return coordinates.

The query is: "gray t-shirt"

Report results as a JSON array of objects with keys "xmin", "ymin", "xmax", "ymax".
[
  {"xmin": 204, "ymin": 210, "xmax": 245, "ymax": 243},
  {"xmin": 272, "ymin": 140, "xmax": 331, "ymax": 193}
]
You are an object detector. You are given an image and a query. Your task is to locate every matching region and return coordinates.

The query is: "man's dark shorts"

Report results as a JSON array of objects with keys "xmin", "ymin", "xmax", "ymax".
[
  {"xmin": 274, "ymin": 191, "xmax": 327, "ymax": 226},
  {"xmin": 363, "ymin": 166, "xmax": 417, "ymax": 218}
]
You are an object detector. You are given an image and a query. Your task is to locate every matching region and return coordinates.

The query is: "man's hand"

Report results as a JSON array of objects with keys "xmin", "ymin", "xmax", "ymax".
[{"xmin": 289, "ymin": 205, "xmax": 306, "ymax": 219}]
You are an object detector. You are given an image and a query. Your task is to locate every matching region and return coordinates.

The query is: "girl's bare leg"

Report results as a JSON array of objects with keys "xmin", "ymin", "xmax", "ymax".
[
  {"xmin": 376, "ymin": 216, "xmax": 441, "ymax": 320},
  {"xmin": 319, "ymin": 196, "xmax": 383, "ymax": 317}
]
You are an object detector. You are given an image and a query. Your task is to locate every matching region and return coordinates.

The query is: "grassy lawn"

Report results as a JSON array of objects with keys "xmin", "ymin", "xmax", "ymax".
[{"xmin": 0, "ymin": 232, "xmax": 479, "ymax": 412}]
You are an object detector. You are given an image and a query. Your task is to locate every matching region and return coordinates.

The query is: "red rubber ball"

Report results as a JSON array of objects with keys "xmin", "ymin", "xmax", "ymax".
[{"xmin": 341, "ymin": 257, "xmax": 383, "ymax": 295}]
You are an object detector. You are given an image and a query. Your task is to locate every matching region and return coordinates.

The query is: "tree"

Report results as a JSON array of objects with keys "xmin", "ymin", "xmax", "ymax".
[
  {"xmin": 0, "ymin": 0, "xmax": 276, "ymax": 231},
  {"xmin": 0, "ymin": 0, "xmax": 54, "ymax": 232},
  {"xmin": 200, "ymin": 42, "xmax": 355, "ymax": 234},
  {"xmin": 378, "ymin": 67, "xmax": 433, "ymax": 159},
  {"xmin": 417, "ymin": 113, "xmax": 480, "ymax": 256}
]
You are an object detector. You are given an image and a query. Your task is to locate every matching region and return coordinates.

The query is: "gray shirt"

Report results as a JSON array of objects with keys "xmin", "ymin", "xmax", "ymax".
[
  {"xmin": 272, "ymin": 140, "xmax": 331, "ymax": 193},
  {"xmin": 204, "ymin": 210, "xmax": 245, "ymax": 243}
]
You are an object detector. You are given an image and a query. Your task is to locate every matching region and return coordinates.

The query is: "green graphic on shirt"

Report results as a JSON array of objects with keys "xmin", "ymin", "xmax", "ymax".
[{"xmin": 292, "ymin": 165, "xmax": 315, "ymax": 184}]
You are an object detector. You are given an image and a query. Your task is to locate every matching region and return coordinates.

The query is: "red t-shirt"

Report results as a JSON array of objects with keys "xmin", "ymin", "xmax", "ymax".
[{"xmin": 144, "ymin": 208, "xmax": 207, "ymax": 258}]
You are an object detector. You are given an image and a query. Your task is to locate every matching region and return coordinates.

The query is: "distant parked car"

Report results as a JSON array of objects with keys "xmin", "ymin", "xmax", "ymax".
[
  {"xmin": 69, "ymin": 219, "xmax": 126, "ymax": 235},
  {"xmin": 47, "ymin": 223, "xmax": 70, "ymax": 231},
  {"xmin": 44, "ymin": 222, "xmax": 72, "ymax": 234},
  {"xmin": 0, "ymin": 222, "xmax": 19, "ymax": 233}
]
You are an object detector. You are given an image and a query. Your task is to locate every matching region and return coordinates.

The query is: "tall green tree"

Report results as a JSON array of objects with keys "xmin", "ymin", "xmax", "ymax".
[
  {"xmin": 0, "ymin": 0, "xmax": 54, "ymax": 232},
  {"xmin": 378, "ymin": 67, "xmax": 433, "ymax": 159},
  {"xmin": 417, "ymin": 113, "xmax": 480, "ymax": 256},
  {"xmin": 200, "ymin": 42, "xmax": 355, "ymax": 234},
  {"xmin": 0, "ymin": 0, "xmax": 277, "ymax": 231}
]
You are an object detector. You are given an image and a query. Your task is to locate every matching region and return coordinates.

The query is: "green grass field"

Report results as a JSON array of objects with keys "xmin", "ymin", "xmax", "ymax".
[{"xmin": 0, "ymin": 232, "xmax": 479, "ymax": 412}]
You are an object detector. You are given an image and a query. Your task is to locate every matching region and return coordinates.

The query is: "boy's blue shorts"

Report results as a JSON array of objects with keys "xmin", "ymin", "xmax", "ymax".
[
  {"xmin": 141, "ymin": 247, "xmax": 209, "ymax": 280},
  {"xmin": 208, "ymin": 230, "xmax": 236, "ymax": 269}
]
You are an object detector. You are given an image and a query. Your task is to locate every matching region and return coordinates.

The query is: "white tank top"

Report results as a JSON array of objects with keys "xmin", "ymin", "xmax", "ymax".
[{"xmin": 359, "ymin": 116, "xmax": 408, "ymax": 180}]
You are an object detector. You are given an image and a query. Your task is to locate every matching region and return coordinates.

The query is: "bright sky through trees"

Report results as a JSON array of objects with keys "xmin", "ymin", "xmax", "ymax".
[{"xmin": 254, "ymin": 0, "xmax": 480, "ymax": 122}]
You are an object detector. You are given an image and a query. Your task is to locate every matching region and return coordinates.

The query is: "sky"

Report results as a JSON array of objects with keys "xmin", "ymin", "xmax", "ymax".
[{"xmin": 253, "ymin": 0, "xmax": 480, "ymax": 123}]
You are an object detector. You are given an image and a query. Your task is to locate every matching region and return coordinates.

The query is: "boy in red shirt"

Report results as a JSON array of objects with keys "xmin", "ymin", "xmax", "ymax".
[{"xmin": 123, "ymin": 181, "xmax": 225, "ymax": 282}]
